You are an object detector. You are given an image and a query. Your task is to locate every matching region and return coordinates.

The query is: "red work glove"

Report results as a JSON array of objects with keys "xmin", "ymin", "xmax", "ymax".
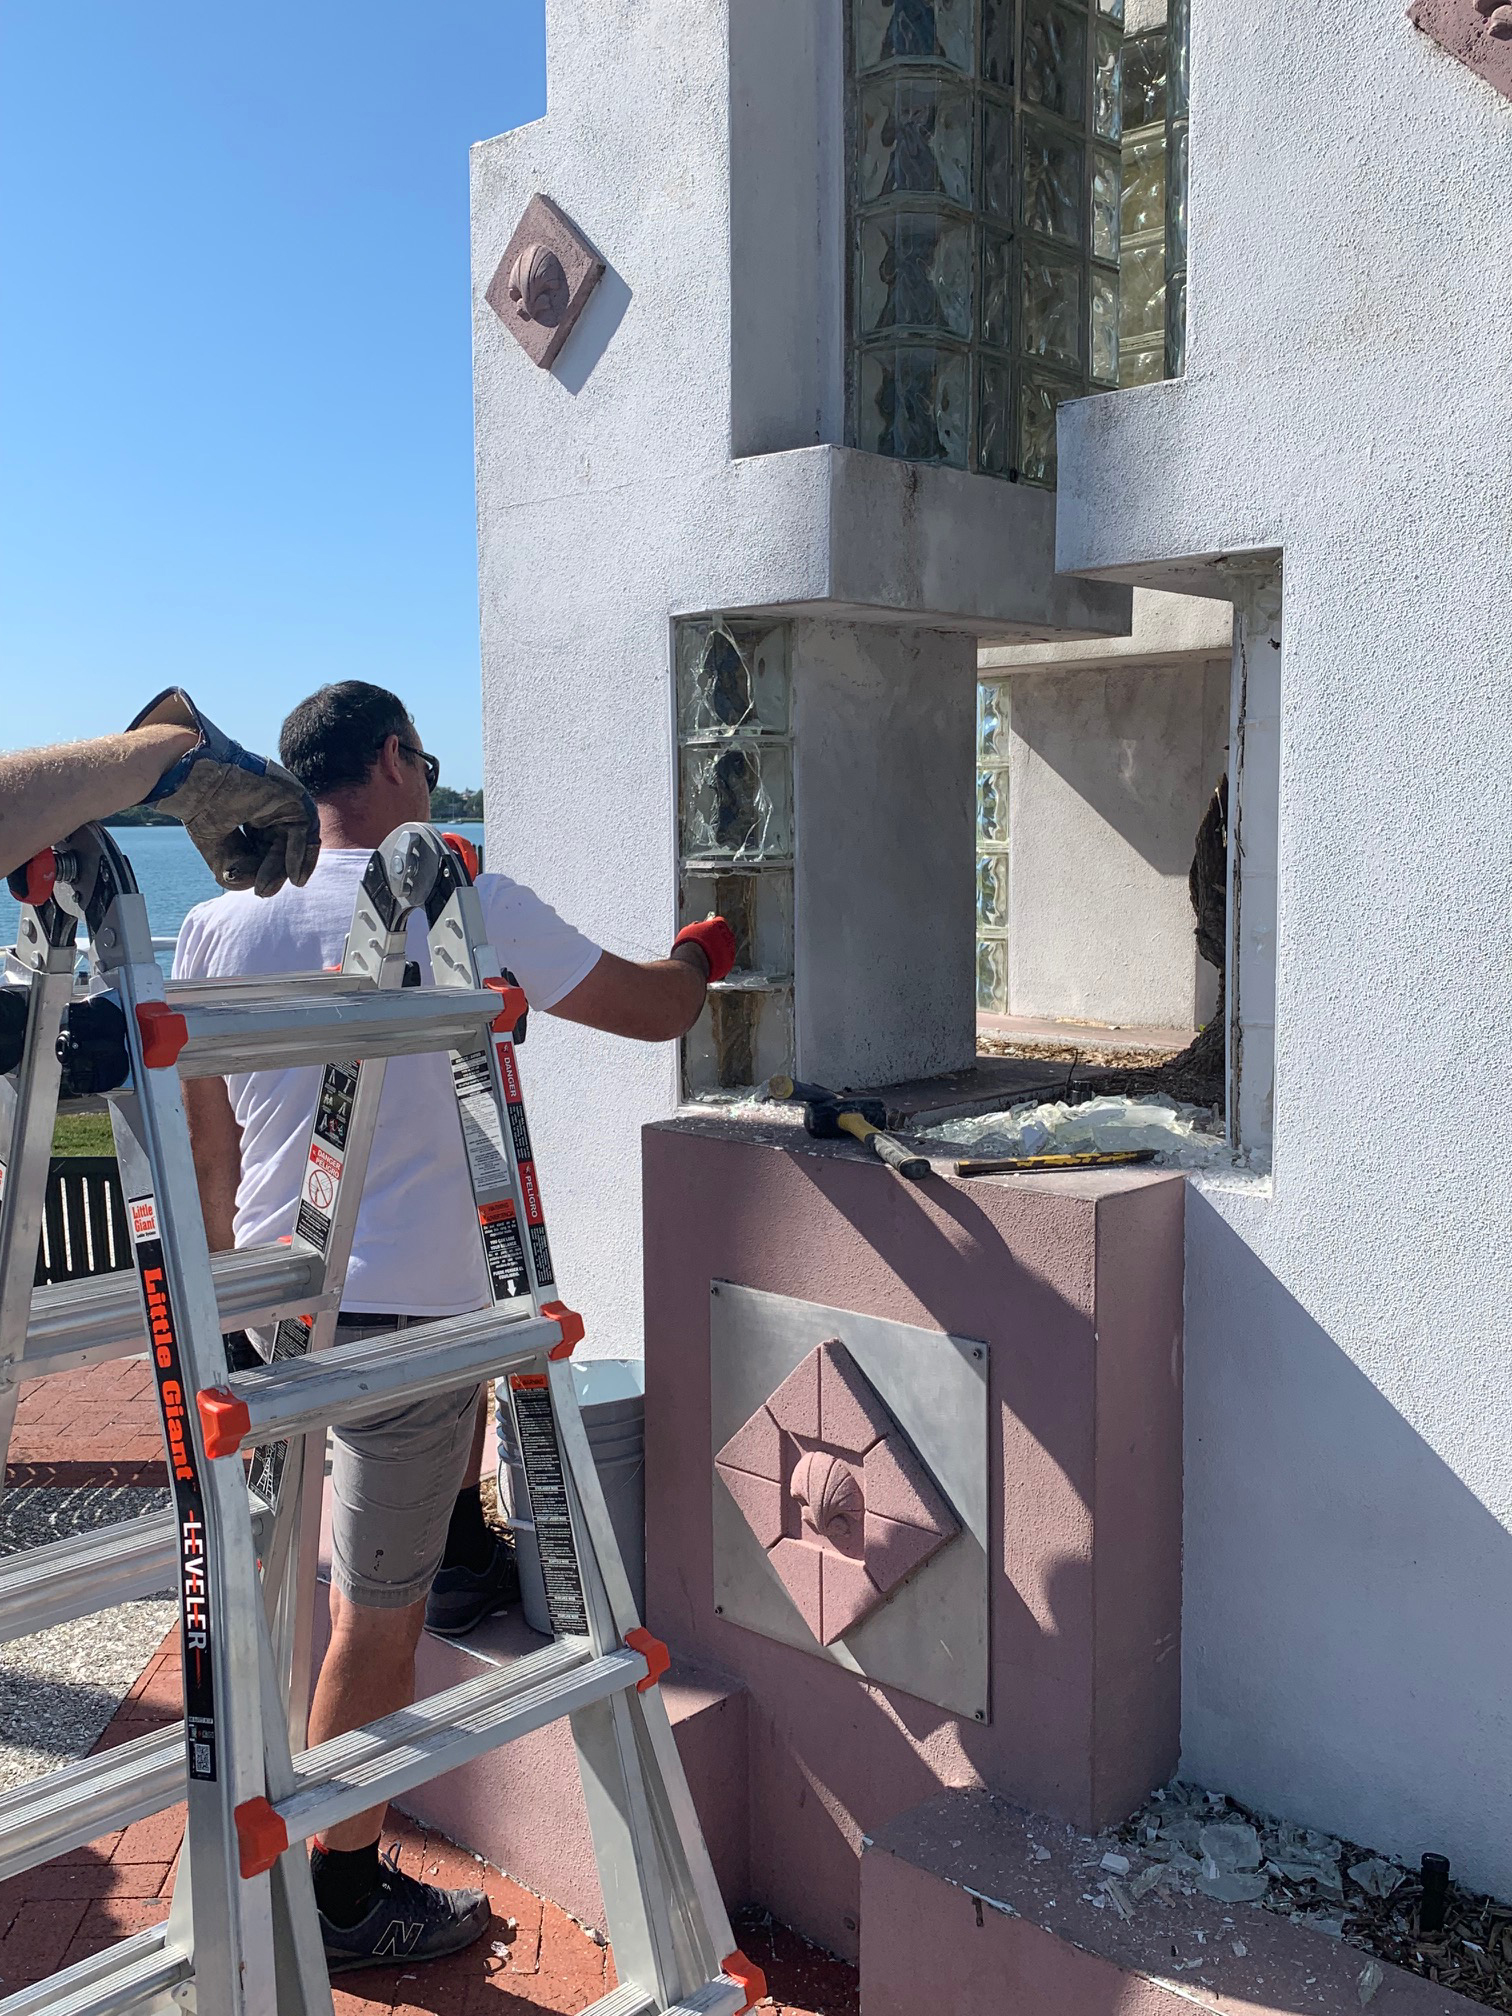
[{"xmin": 673, "ymin": 916, "xmax": 737, "ymax": 983}]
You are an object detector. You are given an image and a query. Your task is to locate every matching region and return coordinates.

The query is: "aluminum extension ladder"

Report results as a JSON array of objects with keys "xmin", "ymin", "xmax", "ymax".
[{"xmin": 0, "ymin": 821, "xmax": 763, "ymax": 2016}]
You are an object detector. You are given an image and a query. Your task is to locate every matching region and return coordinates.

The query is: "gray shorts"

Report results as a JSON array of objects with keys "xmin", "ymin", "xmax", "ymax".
[{"xmin": 328, "ymin": 1316, "xmax": 481, "ymax": 1611}]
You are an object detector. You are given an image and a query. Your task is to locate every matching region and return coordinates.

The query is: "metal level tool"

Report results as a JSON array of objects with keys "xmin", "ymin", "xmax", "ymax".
[{"xmin": 0, "ymin": 822, "xmax": 762, "ymax": 2016}]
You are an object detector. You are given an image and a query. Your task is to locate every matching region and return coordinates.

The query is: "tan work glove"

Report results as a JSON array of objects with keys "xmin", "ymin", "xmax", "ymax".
[{"xmin": 128, "ymin": 688, "xmax": 320, "ymax": 897}]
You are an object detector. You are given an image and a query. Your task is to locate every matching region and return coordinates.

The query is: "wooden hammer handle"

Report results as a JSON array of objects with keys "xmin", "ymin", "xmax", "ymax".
[{"xmin": 837, "ymin": 1111, "xmax": 931, "ymax": 1180}]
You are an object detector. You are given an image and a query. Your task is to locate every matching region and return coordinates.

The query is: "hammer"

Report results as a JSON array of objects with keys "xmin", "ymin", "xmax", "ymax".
[{"xmin": 766, "ymin": 1075, "xmax": 931, "ymax": 1181}]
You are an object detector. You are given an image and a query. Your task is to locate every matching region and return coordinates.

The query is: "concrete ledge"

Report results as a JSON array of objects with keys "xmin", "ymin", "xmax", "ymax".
[
  {"xmin": 980, "ymin": 585, "xmax": 1233, "ymax": 674},
  {"xmin": 860, "ymin": 1791, "xmax": 1480, "ymax": 2016}
]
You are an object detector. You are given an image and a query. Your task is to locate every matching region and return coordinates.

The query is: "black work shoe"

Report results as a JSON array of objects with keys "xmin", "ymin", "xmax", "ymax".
[
  {"xmin": 424, "ymin": 1537, "xmax": 521, "ymax": 1639},
  {"xmin": 318, "ymin": 1846, "xmax": 491, "ymax": 1973}
]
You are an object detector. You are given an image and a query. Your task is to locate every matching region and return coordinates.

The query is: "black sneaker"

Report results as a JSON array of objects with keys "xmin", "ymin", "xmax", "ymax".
[
  {"xmin": 424, "ymin": 1537, "xmax": 520, "ymax": 1639},
  {"xmin": 318, "ymin": 1845, "xmax": 491, "ymax": 1974}
]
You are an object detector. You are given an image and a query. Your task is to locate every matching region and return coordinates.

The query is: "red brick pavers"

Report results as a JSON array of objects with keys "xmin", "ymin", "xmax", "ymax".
[
  {"xmin": 6, "ymin": 1358, "xmax": 164, "ymax": 1486},
  {"xmin": 0, "ymin": 1628, "xmax": 857, "ymax": 2013}
]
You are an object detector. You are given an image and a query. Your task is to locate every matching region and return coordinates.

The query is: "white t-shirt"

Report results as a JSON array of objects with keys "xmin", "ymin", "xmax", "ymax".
[{"xmin": 173, "ymin": 849, "xmax": 602, "ymax": 1315}]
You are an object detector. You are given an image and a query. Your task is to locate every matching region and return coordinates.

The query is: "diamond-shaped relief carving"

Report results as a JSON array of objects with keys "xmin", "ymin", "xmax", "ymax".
[
  {"xmin": 486, "ymin": 192, "xmax": 606, "ymax": 370},
  {"xmin": 715, "ymin": 1339, "xmax": 959, "ymax": 1646},
  {"xmin": 1409, "ymin": 0, "xmax": 1512, "ymax": 102}
]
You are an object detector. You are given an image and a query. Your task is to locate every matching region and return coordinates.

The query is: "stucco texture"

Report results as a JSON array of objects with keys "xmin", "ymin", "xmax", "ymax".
[{"xmin": 1055, "ymin": 1, "xmax": 1512, "ymax": 1895}]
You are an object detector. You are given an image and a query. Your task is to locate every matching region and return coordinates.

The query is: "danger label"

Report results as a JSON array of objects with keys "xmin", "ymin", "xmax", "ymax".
[
  {"xmin": 297, "ymin": 1139, "xmax": 343, "ymax": 1252},
  {"xmin": 496, "ymin": 1038, "xmax": 522, "ymax": 1106},
  {"xmin": 480, "ymin": 1198, "xmax": 528, "ymax": 1302},
  {"xmin": 452, "ymin": 1048, "xmax": 511, "ymax": 1190}
]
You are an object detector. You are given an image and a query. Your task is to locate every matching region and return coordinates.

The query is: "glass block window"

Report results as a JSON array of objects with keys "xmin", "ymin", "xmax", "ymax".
[
  {"xmin": 847, "ymin": 0, "xmax": 1124, "ymax": 488},
  {"xmin": 975, "ymin": 678, "xmax": 1011, "ymax": 1012},
  {"xmin": 676, "ymin": 617, "xmax": 795, "ymax": 1099},
  {"xmin": 1115, "ymin": 4, "xmax": 1186, "ymax": 384}
]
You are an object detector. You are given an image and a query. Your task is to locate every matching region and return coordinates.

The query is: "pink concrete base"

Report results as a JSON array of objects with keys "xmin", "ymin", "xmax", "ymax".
[
  {"xmin": 860, "ymin": 1792, "xmax": 1481, "ymax": 2016},
  {"xmin": 644, "ymin": 1116, "xmax": 1185, "ymax": 1958}
]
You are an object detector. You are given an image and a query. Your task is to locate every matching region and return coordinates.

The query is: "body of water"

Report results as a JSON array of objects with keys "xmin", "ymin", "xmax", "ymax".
[{"xmin": 0, "ymin": 822, "xmax": 487, "ymax": 959}]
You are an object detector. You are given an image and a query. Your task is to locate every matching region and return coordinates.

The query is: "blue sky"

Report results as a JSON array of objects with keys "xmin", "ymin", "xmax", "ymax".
[{"xmin": 0, "ymin": 1, "xmax": 546, "ymax": 789}]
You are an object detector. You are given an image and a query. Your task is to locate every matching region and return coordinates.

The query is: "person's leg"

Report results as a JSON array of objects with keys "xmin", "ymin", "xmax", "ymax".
[
  {"xmin": 427, "ymin": 1390, "xmax": 519, "ymax": 1637},
  {"xmin": 311, "ymin": 1358, "xmax": 490, "ymax": 1966},
  {"xmin": 306, "ymin": 1585, "xmax": 428, "ymax": 1849}
]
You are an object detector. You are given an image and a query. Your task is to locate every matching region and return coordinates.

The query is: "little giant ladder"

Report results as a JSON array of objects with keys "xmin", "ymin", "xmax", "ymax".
[{"xmin": 0, "ymin": 821, "xmax": 762, "ymax": 2016}]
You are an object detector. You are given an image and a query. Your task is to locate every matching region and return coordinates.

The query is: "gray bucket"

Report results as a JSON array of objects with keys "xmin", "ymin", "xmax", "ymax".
[{"xmin": 497, "ymin": 1358, "xmax": 646, "ymax": 1635}]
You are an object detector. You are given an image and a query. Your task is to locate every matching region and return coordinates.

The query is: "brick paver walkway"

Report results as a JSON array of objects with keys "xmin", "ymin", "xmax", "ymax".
[{"xmin": 2, "ymin": 1361, "xmax": 860, "ymax": 2013}]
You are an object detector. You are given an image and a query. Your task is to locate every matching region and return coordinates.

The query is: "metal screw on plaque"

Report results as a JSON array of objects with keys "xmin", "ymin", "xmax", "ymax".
[{"xmin": 508, "ymin": 244, "xmax": 570, "ymax": 326}]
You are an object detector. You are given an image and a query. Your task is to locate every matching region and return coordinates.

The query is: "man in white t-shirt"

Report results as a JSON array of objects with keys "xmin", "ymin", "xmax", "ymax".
[{"xmin": 175, "ymin": 680, "xmax": 734, "ymax": 1974}]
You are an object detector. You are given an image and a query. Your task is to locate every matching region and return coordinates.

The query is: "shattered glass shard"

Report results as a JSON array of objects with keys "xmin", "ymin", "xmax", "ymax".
[
  {"xmin": 1196, "ymin": 1870, "xmax": 1270, "ymax": 1905},
  {"xmin": 1199, "ymin": 1823, "xmax": 1262, "ymax": 1873}
]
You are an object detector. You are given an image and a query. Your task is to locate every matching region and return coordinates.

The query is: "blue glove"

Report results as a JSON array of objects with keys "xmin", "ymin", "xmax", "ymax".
[{"xmin": 128, "ymin": 689, "xmax": 320, "ymax": 897}]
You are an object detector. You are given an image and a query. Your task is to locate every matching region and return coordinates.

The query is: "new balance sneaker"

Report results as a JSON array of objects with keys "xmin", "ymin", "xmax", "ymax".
[
  {"xmin": 424, "ymin": 1537, "xmax": 520, "ymax": 1639},
  {"xmin": 318, "ymin": 1846, "xmax": 491, "ymax": 1974}
]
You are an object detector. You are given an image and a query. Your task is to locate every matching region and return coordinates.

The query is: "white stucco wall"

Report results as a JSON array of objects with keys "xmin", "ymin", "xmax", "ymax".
[
  {"xmin": 1000, "ymin": 656, "xmax": 1227, "ymax": 1029},
  {"xmin": 1056, "ymin": 1, "xmax": 1512, "ymax": 1893},
  {"xmin": 471, "ymin": 0, "xmax": 1129, "ymax": 1355}
]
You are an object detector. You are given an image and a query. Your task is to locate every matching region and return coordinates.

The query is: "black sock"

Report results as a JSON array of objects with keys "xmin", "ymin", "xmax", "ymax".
[
  {"xmin": 442, "ymin": 1484, "xmax": 495, "ymax": 1574},
  {"xmin": 310, "ymin": 1840, "xmax": 381, "ymax": 1927}
]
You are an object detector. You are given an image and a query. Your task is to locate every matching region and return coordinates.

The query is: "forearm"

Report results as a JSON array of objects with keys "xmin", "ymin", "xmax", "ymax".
[
  {"xmin": 549, "ymin": 947, "xmax": 708, "ymax": 1041},
  {"xmin": 0, "ymin": 725, "xmax": 196, "ymax": 879},
  {"xmin": 183, "ymin": 1077, "xmax": 243, "ymax": 1251}
]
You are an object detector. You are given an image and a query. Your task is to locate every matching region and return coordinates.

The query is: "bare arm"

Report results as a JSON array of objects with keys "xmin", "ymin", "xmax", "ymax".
[
  {"xmin": 183, "ymin": 1076, "xmax": 242, "ymax": 1252},
  {"xmin": 547, "ymin": 945, "xmax": 708, "ymax": 1041},
  {"xmin": 0, "ymin": 725, "xmax": 196, "ymax": 879}
]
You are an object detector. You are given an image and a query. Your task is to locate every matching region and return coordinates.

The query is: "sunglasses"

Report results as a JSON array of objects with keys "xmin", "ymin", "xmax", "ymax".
[{"xmin": 396, "ymin": 741, "xmax": 440, "ymax": 792}]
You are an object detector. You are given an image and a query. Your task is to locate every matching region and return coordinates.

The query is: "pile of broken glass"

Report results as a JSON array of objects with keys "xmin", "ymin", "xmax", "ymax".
[{"xmin": 920, "ymin": 1091, "xmax": 1234, "ymax": 1169}]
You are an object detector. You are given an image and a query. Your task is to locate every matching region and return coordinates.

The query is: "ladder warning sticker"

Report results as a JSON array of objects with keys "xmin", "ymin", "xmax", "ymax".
[
  {"xmin": 479, "ymin": 1198, "xmax": 528, "ymax": 1301},
  {"xmin": 125, "ymin": 1194, "xmax": 218, "ymax": 1782},
  {"xmin": 509, "ymin": 1375, "xmax": 588, "ymax": 1638},
  {"xmin": 314, "ymin": 1060, "xmax": 359, "ymax": 1153},
  {"xmin": 452, "ymin": 1049, "xmax": 511, "ymax": 1190},
  {"xmin": 296, "ymin": 1140, "xmax": 343, "ymax": 1253}
]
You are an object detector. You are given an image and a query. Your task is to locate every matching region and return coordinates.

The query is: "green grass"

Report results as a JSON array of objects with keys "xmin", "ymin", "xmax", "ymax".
[{"xmin": 51, "ymin": 1111, "xmax": 116, "ymax": 1157}]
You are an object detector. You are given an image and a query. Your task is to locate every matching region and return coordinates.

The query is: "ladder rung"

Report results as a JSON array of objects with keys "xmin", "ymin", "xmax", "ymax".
[
  {"xmin": 0, "ymin": 1926, "xmax": 187, "ymax": 2016},
  {"xmin": 0, "ymin": 1511, "xmax": 174, "ymax": 1644},
  {"xmin": 204, "ymin": 1305, "xmax": 557, "ymax": 1455},
  {"xmin": 0, "ymin": 1726, "xmax": 184, "ymax": 1882},
  {"xmin": 585, "ymin": 1983, "xmax": 749, "ymax": 2016},
  {"xmin": 172, "ymin": 985, "xmax": 502, "ymax": 1079},
  {"xmin": 22, "ymin": 1241, "xmax": 329, "ymax": 1379},
  {"xmin": 165, "ymin": 970, "xmax": 376, "ymax": 1004},
  {"xmin": 277, "ymin": 1643, "xmax": 640, "ymax": 1846}
]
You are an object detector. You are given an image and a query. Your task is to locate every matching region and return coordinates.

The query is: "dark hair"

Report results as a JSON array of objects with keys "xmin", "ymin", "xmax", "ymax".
[{"xmin": 278, "ymin": 682, "xmax": 412, "ymax": 797}]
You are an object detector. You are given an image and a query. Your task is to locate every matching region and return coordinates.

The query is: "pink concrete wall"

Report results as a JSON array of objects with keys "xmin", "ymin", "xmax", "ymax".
[{"xmin": 642, "ymin": 1120, "xmax": 1184, "ymax": 1958}]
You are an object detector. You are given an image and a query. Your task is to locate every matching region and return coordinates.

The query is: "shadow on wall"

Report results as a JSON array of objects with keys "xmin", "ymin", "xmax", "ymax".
[
  {"xmin": 554, "ymin": 260, "xmax": 631, "ymax": 396},
  {"xmin": 1011, "ymin": 663, "xmax": 1228, "ymax": 877},
  {"xmin": 1182, "ymin": 1194, "xmax": 1512, "ymax": 1895}
]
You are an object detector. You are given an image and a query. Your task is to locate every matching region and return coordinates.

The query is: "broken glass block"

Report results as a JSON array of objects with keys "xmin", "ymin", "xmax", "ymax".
[
  {"xmin": 679, "ymin": 741, "xmax": 792, "ymax": 861},
  {"xmin": 682, "ymin": 984, "xmax": 793, "ymax": 1099},
  {"xmin": 676, "ymin": 620, "xmax": 789, "ymax": 737},
  {"xmin": 680, "ymin": 867, "xmax": 793, "ymax": 979}
]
